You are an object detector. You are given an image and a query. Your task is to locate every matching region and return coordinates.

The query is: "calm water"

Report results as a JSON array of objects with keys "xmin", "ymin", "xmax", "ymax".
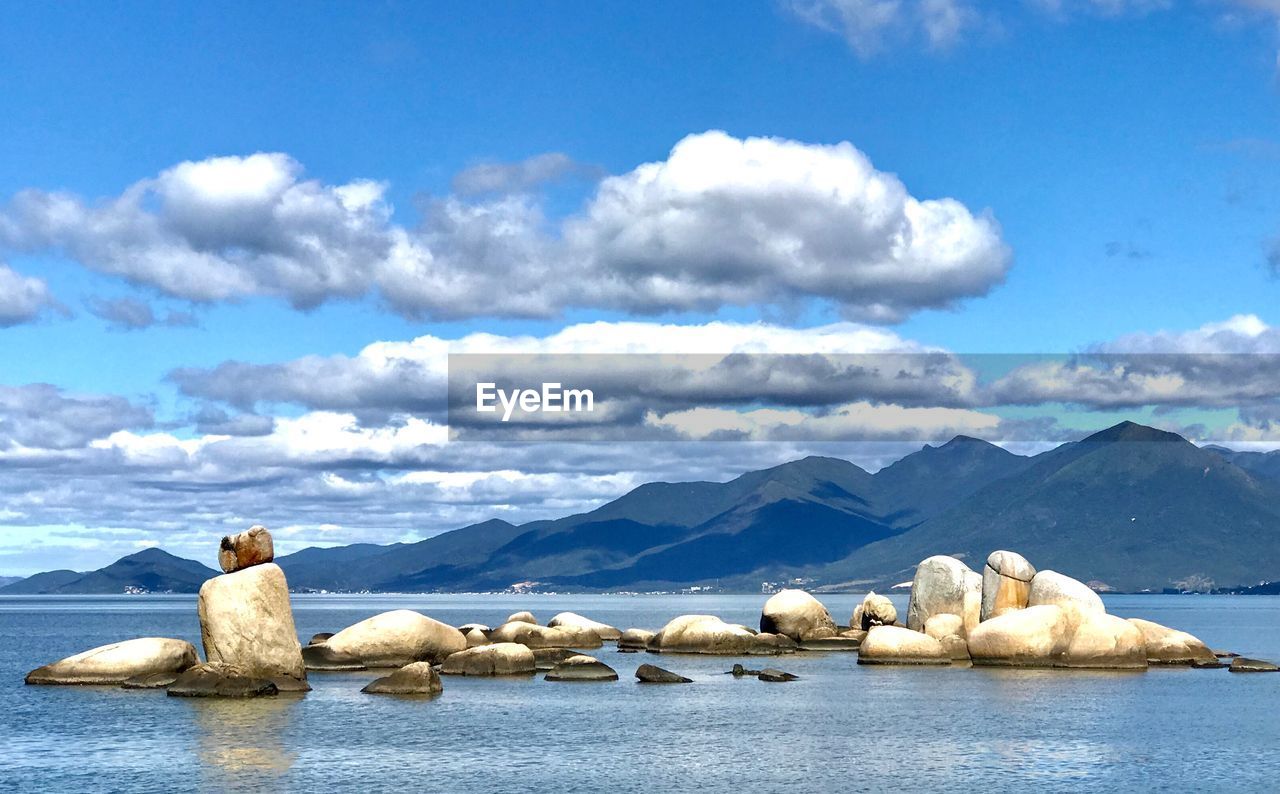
[{"xmin": 1, "ymin": 593, "xmax": 1277, "ymax": 792}]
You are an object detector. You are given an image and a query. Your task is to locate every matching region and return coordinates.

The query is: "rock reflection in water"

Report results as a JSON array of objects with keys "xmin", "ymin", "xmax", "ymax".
[{"xmin": 186, "ymin": 694, "xmax": 301, "ymax": 786}]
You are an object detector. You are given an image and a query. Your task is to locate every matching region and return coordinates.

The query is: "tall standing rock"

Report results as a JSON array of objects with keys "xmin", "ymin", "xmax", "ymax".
[
  {"xmin": 198, "ymin": 560, "xmax": 308, "ymax": 691},
  {"xmin": 981, "ymin": 550, "xmax": 1036, "ymax": 622},
  {"xmin": 218, "ymin": 525, "xmax": 275, "ymax": 573},
  {"xmin": 907, "ymin": 556, "xmax": 980, "ymax": 635}
]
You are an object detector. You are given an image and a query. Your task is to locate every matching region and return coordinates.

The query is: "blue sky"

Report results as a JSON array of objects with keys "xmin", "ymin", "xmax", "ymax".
[{"xmin": 2, "ymin": 1, "xmax": 1280, "ymax": 574}]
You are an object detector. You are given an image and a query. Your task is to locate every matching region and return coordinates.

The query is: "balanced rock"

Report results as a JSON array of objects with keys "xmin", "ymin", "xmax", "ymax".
[
  {"xmin": 326, "ymin": 609, "xmax": 467, "ymax": 667},
  {"xmin": 489, "ymin": 621, "xmax": 602, "ymax": 649},
  {"xmin": 198, "ymin": 562, "xmax": 308, "ymax": 690},
  {"xmin": 968, "ymin": 605, "xmax": 1071, "ymax": 666},
  {"xmin": 548, "ymin": 612, "xmax": 622, "ymax": 641},
  {"xmin": 852, "ymin": 592, "xmax": 897, "ymax": 631},
  {"xmin": 441, "ymin": 643, "xmax": 535, "ymax": 676},
  {"xmin": 1061, "ymin": 613, "xmax": 1146, "ymax": 669},
  {"xmin": 26, "ymin": 637, "xmax": 198, "ymax": 686},
  {"xmin": 507, "ymin": 611, "xmax": 537, "ymax": 625},
  {"xmin": 758, "ymin": 668, "xmax": 799, "ymax": 682},
  {"xmin": 907, "ymin": 556, "xmax": 980, "ymax": 635},
  {"xmin": 1127, "ymin": 618, "xmax": 1218, "ymax": 666},
  {"xmin": 636, "ymin": 663, "xmax": 691, "ymax": 683},
  {"xmin": 361, "ymin": 662, "xmax": 443, "ymax": 695},
  {"xmin": 464, "ymin": 628, "xmax": 490, "ymax": 648},
  {"xmin": 218, "ymin": 525, "xmax": 274, "ymax": 574},
  {"xmin": 1027, "ymin": 570, "xmax": 1105, "ymax": 627},
  {"xmin": 545, "ymin": 654, "xmax": 618, "ymax": 681},
  {"xmin": 1229, "ymin": 657, "xmax": 1279, "ymax": 673},
  {"xmin": 648, "ymin": 615, "xmax": 762, "ymax": 655},
  {"xmin": 618, "ymin": 628, "xmax": 655, "ymax": 652},
  {"xmin": 532, "ymin": 647, "xmax": 579, "ymax": 671},
  {"xmin": 981, "ymin": 550, "xmax": 1036, "ymax": 621},
  {"xmin": 760, "ymin": 589, "xmax": 837, "ymax": 642},
  {"xmin": 167, "ymin": 663, "xmax": 278, "ymax": 698},
  {"xmin": 857, "ymin": 626, "xmax": 950, "ymax": 666},
  {"xmin": 301, "ymin": 643, "xmax": 365, "ymax": 671}
]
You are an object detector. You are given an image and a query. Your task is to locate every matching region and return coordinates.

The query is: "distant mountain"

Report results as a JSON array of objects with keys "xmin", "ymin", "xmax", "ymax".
[
  {"xmin": 0, "ymin": 575, "xmax": 24, "ymax": 588},
  {"xmin": 0, "ymin": 549, "xmax": 217, "ymax": 594},
  {"xmin": 1204, "ymin": 445, "xmax": 1280, "ymax": 482}
]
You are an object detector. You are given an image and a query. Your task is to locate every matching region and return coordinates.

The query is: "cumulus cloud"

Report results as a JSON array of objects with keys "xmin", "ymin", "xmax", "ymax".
[
  {"xmin": 85, "ymin": 296, "xmax": 197, "ymax": 330},
  {"xmin": 0, "ymin": 384, "xmax": 153, "ymax": 450},
  {"xmin": 0, "ymin": 263, "xmax": 60, "ymax": 327},
  {"xmin": 0, "ymin": 133, "xmax": 1011, "ymax": 323}
]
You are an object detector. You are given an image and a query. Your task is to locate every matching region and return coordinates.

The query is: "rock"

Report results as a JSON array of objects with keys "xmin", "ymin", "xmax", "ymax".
[
  {"xmin": 548, "ymin": 612, "xmax": 623, "ymax": 641},
  {"xmin": 981, "ymin": 550, "xmax": 1036, "ymax": 621},
  {"xmin": 617, "ymin": 628, "xmax": 655, "ymax": 652},
  {"xmin": 906, "ymin": 556, "xmax": 979, "ymax": 634},
  {"xmin": 532, "ymin": 648, "xmax": 579, "ymax": 671},
  {"xmin": 507, "ymin": 611, "xmax": 537, "ymax": 625},
  {"xmin": 308, "ymin": 632, "xmax": 334, "ymax": 646},
  {"xmin": 648, "ymin": 615, "xmax": 760, "ymax": 655},
  {"xmin": 728, "ymin": 663, "xmax": 762, "ymax": 677},
  {"xmin": 167, "ymin": 663, "xmax": 279, "ymax": 698},
  {"xmin": 545, "ymin": 654, "xmax": 618, "ymax": 681},
  {"xmin": 858, "ymin": 626, "xmax": 950, "ymax": 665},
  {"xmin": 489, "ymin": 621, "xmax": 602, "ymax": 649},
  {"xmin": 940, "ymin": 635, "xmax": 970, "ymax": 661},
  {"xmin": 1126, "ymin": 618, "xmax": 1218, "ymax": 666},
  {"xmin": 750, "ymin": 632, "xmax": 798, "ymax": 655},
  {"xmin": 635, "ymin": 663, "xmax": 691, "ymax": 683},
  {"xmin": 464, "ymin": 628, "xmax": 490, "ymax": 648},
  {"xmin": 301, "ymin": 643, "xmax": 366, "ymax": 672},
  {"xmin": 852, "ymin": 592, "xmax": 898, "ymax": 631},
  {"xmin": 1060, "ymin": 613, "xmax": 1147, "ymax": 670},
  {"xmin": 760, "ymin": 589, "xmax": 837, "ymax": 642},
  {"xmin": 962, "ymin": 570, "xmax": 983, "ymax": 635},
  {"xmin": 796, "ymin": 637, "xmax": 861, "ymax": 652},
  {"xmin": 968, "ymin": 605, "xmax": 1072, "ymax": 667},
  {"xmin": 440, "ymin": 643, "xmax": 536, "ymax": 676},
  {"xmin": 924, "ymin": 613, "xmax": 965, "ymax": 641},
  {"xmin": 1230, "ymin": 657, "xmax": 1279, "ymax": 673},
  {"xmin": 121, "ymin": 672, "xmax": 182, "ymax": 689},
  {"xmin": 198, "ymin": 562, "xmax": 308, "ymax": 691},
  {"xmin": 217, "ymin": 525, "xmax": 275, "ymax": 573},
  {"xmin": 457, "ymin": 623, "xmax": 490, "ymax": 633},
  {"xmin": 26, "ymin": 637, "xmax": 198, "ymax": 686},
  {"xmin": 839, "ymin": 629, "xmax": 868, "ymax": 644},
  {"xmin": 361, "ymin": 662, "xmax": 443, "ymax": 695},
  {"xmin": 326, "ymin": 610, "xmax": 467, "ymax": 667},
  {"xmin": 1214, "ymin": 650, "xmax": 1241, "ymax": 659},
  {"xmin": 1027, "ymin": 570, "xmax": 1105, "ymax": 628},
  {"xmin": 758, "ymin": 668, "xmax": 799, "ymax": 682}
]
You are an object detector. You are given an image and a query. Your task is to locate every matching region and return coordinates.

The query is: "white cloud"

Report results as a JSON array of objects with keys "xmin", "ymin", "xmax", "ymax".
[
  {"xmin": 647, "ymin": 401, "xmax": 1003, "ymax": 441},
  {"xmin": 0, "ymin": 263, "xmax": 59, "ymax": 326}
]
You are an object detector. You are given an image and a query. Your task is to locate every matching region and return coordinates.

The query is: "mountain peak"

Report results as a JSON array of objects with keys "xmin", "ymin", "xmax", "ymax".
[{"xmin": 1083, "ymin": 421, "xmax": 1186, "ymax": 445}]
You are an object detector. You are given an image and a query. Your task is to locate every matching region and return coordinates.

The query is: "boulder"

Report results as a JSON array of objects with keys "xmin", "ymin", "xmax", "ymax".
[
  {"xmin": 301, "ymin": 643, "xmax": 366, "ymax": 672},
  {"xmin": 962, "ymin": 571, "xmax": 983, "ymax": 635},
  {"xmin": 167, "ymin": 663, "xmax": 278, "ymax": 698},
  {"xmin": 906, "ymin": 556, "xmax": 978, "ymax": 634},
  {"xmin": 617, "ymin": 628, "xmax": 655, "ymax": 652},
  {"xmin": 635, "ymin": 663, "xmax": 692, "ymax": 683},
  {"xmin": 1027, "ymin": 570, "xmax": 1105, "ymax": 629},
  {"xmin": 857, "ymin": 626, "xmax": 950, "ymax": 666},
  {"xmin": 361, "ymin": 662, "xmax": 443, "ymax": 695},
  {"xmin": 308, "ymin": 633, "xmax": 334, "ymax": 646},
  {"xmin": 852, "ymin": 592, "xmax": 897, "ymax": 631},
  {"xmin": 1060, "ymin": 613, "xmax": 1147, "ymax": 670},
  {"xmin": 506, "ymin": 611, "xmax": 537, "ymax": 625},
  {"xmin": 1126, "ymin": 618, "xmax": 1218, "ymax": 666},
  {"xmin": 796, "ymin": 637, "xmax": 861, "ymax": 652},
  {"xmin": 940, "ymin": 635, "xmax": 970, "ymax": 661},
  {"xmin": 26, "ymin": 637, "xmax": 198, "ymax": 686},
  {"xmin": 728, "ymin": 663, "xmax": 762, "ymax": 677},
  {"xmin": 981, "ymin": 550, "xmax": 1035, "ymax": 622},
  {"xmin": 548, "ymin": 612, "xmax": 623, "ymax": 641},
  {"xmin": 489, "ymin": 621, "xmax": 602, "ymax": 649},
  {"xmin": 532, "ymin": 648, "xmax": 579, "ymax": 671},
  {"xmin": 648, "ymin": 615, "xmax": 763, "ymax": 655},
  {"xmin": 440, "ymin": 643, "xmax": 536, "ymax": 676},
  {"xmin": 924, "ymin": 614, "xmax": 965, "ymax": 641},
  {"xmin": 1229, "ymin": 657, "xmax": 1279, "ymax": 673},
  {"xmin": 121, "ymin": 672, "xmax": 182, "ymax": 690},
  {"xmin": 750, "ymin": 632, "xmax": 798, "ymax": 655},
  {"xmin": 760, "ymin": 589, "xmax": 837, "ymax": 642},
  {"xmin": 198, "ymin": 562, "xmax": 308, "ymax": 691},
  {"xmin": 545, "ymin": 655, "xmax": 618, "ymax": 681},
  {"xmin": 217, "ymin": 525, "xmax": 275, "ymax": 573},
  {"xmin": 968, "ymin": 605, "xmax": 1072, "ymax": 667},
  {"xmin": 326, "ymin": 609, "xmax": 467, "ymax": 667},
  {"xmin": 839, "ymin": 629, "xmax": 868, "ymax": 644},
  {"xmin": 464, "ymin": 628, "xmax": 490, "ymax": 648},
  {"xmin": 758, "ymin": 668, "xmax": 799, "ymax": 682}
]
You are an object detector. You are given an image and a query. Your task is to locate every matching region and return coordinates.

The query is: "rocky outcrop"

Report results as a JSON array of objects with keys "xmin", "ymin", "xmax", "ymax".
[
  {"xmin": 760, "ymin": 589, "xmax": 837, "ymax": 641},
  {"xmin": 1026, "ymin": 570, "xmax": 1106, "ymax": 626},
  {"xmin": 618, "ymin": 628, "xmax": 655, "ymax": 652},
  {"xmin": 361, "ymin": 662, "xmax": 443, "ymax": 695},
  {"xmin": 981, "ymin": 550, "xmax": 1035, "ymax": 621},
  {"xmin": 906, "ymin": 556, "xmax": 980, "ymax": 635},
  {"xmin": 545, "ymin": 655, "xmax": 618, "ymax": 681},
  {"xmin": 923, "ymin": 614, "xmax": 964, "ymax": 641},
  {"xmin": 326, "ymin": 610, "xmax": 467, "ymax": 667},
  {"xmin": 301, "ymin": 643, "xmax": 365, "ymax": 671},
  {"xmin": 1060, "ymin": 613, "xmax": 1146, "ymax": 670},
  {"xmin": 217, "ymin": 525, "xmax": 275, "ymax": 573},
  {"xmin": 440, "ymin": 643, "xmax": 535, "ymax": 676},
  {"xmin": 968, "ymin": 605, "xmax": 1071, "ymax": 666},
  {"xmin": 1229, "ymin": 657, "xmax": 1279, "ymax": 673},
  {"xmin": 26, "ymin": 637, "xmax": 198, "ymax": 686},
  {"xmin": 857, "ymin": 626, "xmax": 950, "ymax": 665},
  {"xmin": 548, "ymin": 612, "xmax": 622, "ymax": 641},
  {"xmin": 649, "ymin": 615, "xmax": 784, "ymax": 655},
  {"xmin": 489, "ymin": 621, "xmax": 602, "ymax": 649},
  {"xmin": 167, "ymin": 663, "xmax": 279, "ymax": 698},
  {"xmin": 197, "ymin": 562, "xmax": 308, "ymax": 691},
  {"xmin": 635, "ymin": 663, "xmax": 691, "ymax": 683},
  {"xmin": 852, "ymin": 592, "xmax": 897, "ymax": 631},
  {"xmin": 464, "ymin": 628, "xmax": 490, "ymax": 648},
  {"xmin": 1126, "ymin": 618, "xmax": 1218, "ymax": 666},
  {"xmin": 506, "ymin": 611, "xmax": 537, "ymax": 625}
]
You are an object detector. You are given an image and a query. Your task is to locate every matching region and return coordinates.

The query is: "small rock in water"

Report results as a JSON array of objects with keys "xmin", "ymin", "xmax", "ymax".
[
  {"xmin": 545, "ymin": 655, "xmax": 618, "ymax": 681},
  {"xmin": 728, "ymin": 664, "xmax": 762, "ymax": 677},
  {"xmin": 532, "ymin": 648, "xmax": 579, "ymax": 671},
  {"xmin": 1229, "ymin": 657, "xmax": 1279, "ymax": 673},
  {"xmin": 758, "ymin": 668, "xmax": 798, "ymax": 682},
  {"xmin": 361, "ymin": 662, "xmax": 444, "ymax": 695},
  {"xmin": 167, "ymin": 663, "xmax": 279, "ymax": 698},
  {"xmin": 217, "ymin": 525, "xmax": 275, "ymax": 573},
  {"xmin": 635, "ymin": 664, "xmax": 691, "ymax": 683}
]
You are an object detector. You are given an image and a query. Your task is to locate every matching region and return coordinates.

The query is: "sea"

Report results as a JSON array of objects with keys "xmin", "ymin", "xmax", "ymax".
[{"xmin": 1, "ymin": 593, "xmax": 1277, "ymax": 792}]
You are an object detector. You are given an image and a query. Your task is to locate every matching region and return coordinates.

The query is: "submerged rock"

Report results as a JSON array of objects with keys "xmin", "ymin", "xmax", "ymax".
[
  {"xmin": 301, "ymin": 643, "xmax": 366, "ymax": 672},
  {"xmin": 545, "ymin": 655, "xmax": 618, "ymax": 681},
  {"xmin": 26, "ymin": 637, "xmax": 198, "ymax": 686},
  {"xmin": 198, "ymin": 562, "xmax": 308, "ymax": 691},
  {"xmin": 635, "ymin": 663, "xmax": 691, "ymax": 683},
  {"xmin": 857, "ymin": 626, "xmax": 950, "ymax": 666},
  {"xmin": 981, "ymin": 550, "xmax": 1035, "ymax": 622},
  {"xmin": 1126, "ymin": 618, "xmax": 1218, "ymax": 666},
  {"xmin": 758, "ymin": 668, "xmax": 799, "ymax": 682},
  {"xmin": 617, "ymin": 628, "xmax": 655, "ymax": 652},
  {"xmin": 361, "ymin": 662, "xmax": 443, "ymax": 695},
  {"xmin": 167, "ymin": 663, "xmax": 279, "ymax": 698},
  {"xmin": 728, "ymin": 663, "xmax": 762, "ymax": 677},
  {"xmin": 217, "ymin": 525, "xmax": 275, "ymax": 573},
  {"xmin": 326, "ymin": 610, "xmax": 467, "ymax": 667},
  {"xmin": 1229, "ymin": 657, "xmax": 1279, "ymax": 673},
  {"xmin": 440, "ymin": 643, "xmax": 535, "ymax": 676},
  {"xmin": 548, "ymin": 612, "xmax": 622, "ymax": 641},
  {"xmin": 760, "ymin": 589, "xmax": 837, "ymax": 642}
]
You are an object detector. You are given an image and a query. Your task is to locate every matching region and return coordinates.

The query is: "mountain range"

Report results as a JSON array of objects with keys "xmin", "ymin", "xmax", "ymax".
[{"xmin": 5, "ymin": 421, "xmax": 1280, "ymax": 594}]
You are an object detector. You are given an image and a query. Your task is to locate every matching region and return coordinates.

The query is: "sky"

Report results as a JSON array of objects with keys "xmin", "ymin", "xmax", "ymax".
[{"xmin": 2, "ymin": 0, "xmax": 1280, "ymax": 574}]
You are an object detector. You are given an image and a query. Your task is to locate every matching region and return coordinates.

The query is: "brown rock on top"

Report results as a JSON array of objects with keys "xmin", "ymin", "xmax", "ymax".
[{"xmin": 218, "ymin": 525, "xmax": 275, "ymax": 574}]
